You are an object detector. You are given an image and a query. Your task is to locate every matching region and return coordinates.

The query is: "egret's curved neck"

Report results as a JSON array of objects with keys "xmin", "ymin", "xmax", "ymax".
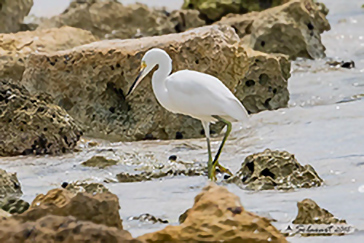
[{"xmin": 151, "ymin": 56, "xmax": 171, "ymax": 106}]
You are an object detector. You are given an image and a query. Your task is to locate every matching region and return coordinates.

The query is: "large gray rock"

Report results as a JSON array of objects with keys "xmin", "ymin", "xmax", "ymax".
[
  {"xmin": 218, "ymin": 0, "xmax": 330, "ymax": 59},
  {"xmin": 0, "ymin": 0, "xmax": 33, "ymax": 33},
  {"xmin": 22, "ymin": 25, "xmax": 289, "ymax": 141}
]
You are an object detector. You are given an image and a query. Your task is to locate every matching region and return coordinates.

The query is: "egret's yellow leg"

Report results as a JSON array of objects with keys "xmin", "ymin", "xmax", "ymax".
[
  {"xmin": 211, "ymin": 116, "xmax": 233, "ymax": 177},
  {"xmin": 202, "ymin": 121, "xmax": 215, "ymax": 180}
]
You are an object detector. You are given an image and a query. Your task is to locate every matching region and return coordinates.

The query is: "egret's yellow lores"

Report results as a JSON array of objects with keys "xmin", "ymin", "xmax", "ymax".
[{"xmin": 127, "ymin": 48, "xmax": 249, "ymax": 180}]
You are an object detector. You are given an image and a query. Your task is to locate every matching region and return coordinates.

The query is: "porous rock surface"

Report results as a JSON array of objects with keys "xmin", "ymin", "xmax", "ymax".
[
  {"xmin": 22, "ymin": 25, "xmax": 289, "ymax": 141},
  {"xmin": 0, "ymin": 26, "xmax": 97, "ymax": 81},
  {"xmin": 0, "ymin": 215, "xmax": 141, "ymax": 243},
  {"xmin": 64, "ymin": 181, "xmax": 110, "ymax": 194},
  {"xmin": 292, "ymin": 199, "xmax": 346, "ymax": 225},
  {"xmin": 0, "ymin": 169, "xmax": 22, "ymax": 199},
  {"xmin": 227, "ymin": 149, "xmax": 323, "ymax": 190},
  {"xmin": 235, "ymin": 49, "xmax": 290, "ymax": 113},
  {"xmin": 0, "ymin": 79, "xmax": 82, "ymax": 156},
  {"xmin": 14, "ymin": 188, "xmax": 123, "ymax": 229},
  {"xmin": 138, "ymin": 183, "xmax": 287, "ymax": 242},
  {"xmin": 0, "ymin": 0, "xmax": 33, "ymax": 33},
  {"xmin": 37, "ymin": 0, "xmax": 205, "ymax": 40},
  {"xmin": 183, "ymin": 0, "xmax": 289, "ymax": 22},
  {"xmin": 218, "ymin": 0, "xmax": 330, "ymax": 59}
]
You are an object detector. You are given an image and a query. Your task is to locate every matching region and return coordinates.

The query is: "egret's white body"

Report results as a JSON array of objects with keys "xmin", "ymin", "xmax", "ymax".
[{"xmin": 128, "ymin": 48, "xmax": 249, "ymax": 180}]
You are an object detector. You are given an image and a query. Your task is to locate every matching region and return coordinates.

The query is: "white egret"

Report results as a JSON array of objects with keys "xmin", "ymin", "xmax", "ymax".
[{"xmin": 127, "ymin": 48, "xmax": 249, "ymax": 180}]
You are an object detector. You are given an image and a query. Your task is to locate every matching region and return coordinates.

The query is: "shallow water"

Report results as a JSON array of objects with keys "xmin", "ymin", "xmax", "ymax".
[{"xmin": 3, "ymin": 0, "xmax": 364, "ymax": 242}]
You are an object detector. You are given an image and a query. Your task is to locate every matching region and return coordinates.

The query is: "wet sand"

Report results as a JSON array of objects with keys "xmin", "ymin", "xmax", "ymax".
[{"xmin": 3, "ymin": 0, "xmax": 364, "ymax": 242}]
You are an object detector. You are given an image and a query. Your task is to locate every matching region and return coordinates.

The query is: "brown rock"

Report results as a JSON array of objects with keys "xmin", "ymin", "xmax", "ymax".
[
  {"xmin": 14, "ymin": 188, "xmax": 123, "ymax": 229},
  {"xmin": 37, "ymin": 1, "xmax": 175, "ymax": 39},
  {"xmin": 293, "ymin": 199, "xmax": 346, "ymax": 225},
  {"xmin": 182, "ymin": 0, "xmax": 289, "ymax": 22},
  {"xmin": 235, "ymin": 49, "xmax": 290, "ymax": 113},
  {"xmin": 0, "ymin": 0, "xmax": 33, "ymax": 33},
  {"xmin": 0, "ymin": 79, "xmax": 82, "ymax": 156},
  {"xmin": 138, "ymin": 183, "xmax": 287, "ymax": 242},
  {"xmin": 22, "ymin": 25, "xmax": 289, "ymax": 141},
  {"xmin": 0, "ymin": 215, "xmax": 141, "ymax": 243},
  {"xmin": 0, "ymin": 26, "xmax": 97, "ymax": 81},
  {"xmin": 0, "ymin": 169, "xmax": 22, "ymax": 199},
  {"xmin": 228, "ymin": 149, "xmax": 323, "ymax": 190},
  {"xmin": 81, "ymin": 156, "xmax": 118, "ymax": 168},
  {"xmin": 218, "ymin": 0, "xmax": 331, "ymax": 59}
]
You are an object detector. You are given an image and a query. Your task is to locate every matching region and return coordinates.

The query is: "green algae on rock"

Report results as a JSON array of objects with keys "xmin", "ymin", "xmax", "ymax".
[
  {"xmin": 81, "ymin": 156, "xmax": 118, "ymax": 169},
  {"xmin": 0, "ymin": 169, "xmax": 22, "ymax": 199},
  {"xmin": 0, "ymin": 79, "xmax": 82, "ymax": 156},
  {"xmin": 0, "ymin": 197, "xmax": 29, "ymax": 215},
  {"xmin": 227, "ymin": 149, "xmax": 323, "ymax": 190},
  {"xmin": 182, "ymin": 0, "xmax": 289, "ymax": 22},
  {"xmin": 64, "ymin": 181, "xmax": 110, "ymax": 194}
]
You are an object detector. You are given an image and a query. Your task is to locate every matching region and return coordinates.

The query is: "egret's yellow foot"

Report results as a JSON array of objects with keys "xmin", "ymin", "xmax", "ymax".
[{"xmin": 216, "ymin": 162, "xmax": 233, "ymax": 176}]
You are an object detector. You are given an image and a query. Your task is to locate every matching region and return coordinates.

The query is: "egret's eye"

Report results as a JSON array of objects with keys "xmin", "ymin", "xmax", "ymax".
[{"xmin": 141, "ymin": 61, "xmax": 147, "ymax": 69}]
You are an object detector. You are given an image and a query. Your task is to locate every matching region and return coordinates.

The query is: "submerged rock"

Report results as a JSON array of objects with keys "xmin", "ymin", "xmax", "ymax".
[
  {"xmin": 15, "ymin": 188, "xmax": 123, "ymax": 229},
  {"xmin": 22, "ymin": 25, "xmax": 289, "ymax": 141},
  {"xmin": 0, "ymin": 79, "xmax": 82, "ymax": 156},
  {"xmin": 0, "ymin": 197, "xmax": 29, "ymax": 215},
  {"xmin": 0, "ymin": 0, "xmax": 33, "ymax": 33},
  {"xmin": 64, "ymin": 181, "xmax": 110, "ymax": 194},
  {"xmin": 0, "ymin": 215, "xmax": 141, "ymax": 243},
  {"xmin": 218, "ymin": 0, "xmax": 330, "ymax": 59},
  {"xmin": 129, "ymin": 213, "xmax": 169, "ymax": 224},
  {"xmin": 227, "ymin": 149, "xmax": 323, "ymax": 190},
  {"xmin": 0, "ymin": 169, "xmax": 22, "ymax": 199},
  {"xmin": 182, "ymin": 0, "xmax": 289, "ymax": 22},
  {"xmin": 138, "ymin": 183, "xmax": 287, "ymax": 242},
  {"xmin": 37, "ymin": 1, "xmax": 204, "ymax": 40},
  {"xmin": 81, "ymin": 156, "xmax": 118, "ymax": 168},
  {"xmin": 0, "ymin": 26, "xmax": 97, "ymax": 81},
  {"xmin": 117, "ymin": 160, "xmax": 206, "ymax": 182}
]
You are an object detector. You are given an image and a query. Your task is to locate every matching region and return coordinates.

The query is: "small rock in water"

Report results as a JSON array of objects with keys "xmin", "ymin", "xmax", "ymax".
[
  {"xmin": 81, "ymin": 156, "xmax": 118, "ymax": 169},
  {"xmin": 327, "ymin": 60, "xmax": 355, "ymax": 69},
  {"xmin": 175, "ymin": 132, "xmax": 183, "ymax": 139},
  {"xmin": 226, "ymin": 149, "xmax": 323, "ymax": 190},
  {"xmin": 168, "ymin": 155, "xmax": 177, "ymax": 161},
  {"xmin": 61, "ymin": 182, "xmax": 69, "ymax": 188},
  {"xmin": 129, "ymin": 213, "xmax": 169, "ymax": 224}
]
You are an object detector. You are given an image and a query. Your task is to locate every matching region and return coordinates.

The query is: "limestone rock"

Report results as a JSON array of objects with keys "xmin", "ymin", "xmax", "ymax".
[
  {"xmin": 37, "ymin": 1, "xmax": 176, "ymax": 40},
  {"xmin": 81, "ymin": 156, "xmax": 118, "ymax": 168},
  {"xmin": 0, "ymin": 79, "xmax": 82, "ymax": 156},
  {"xmin": 14, "ymin": 188, "xmax": 123, "ymax": 229},
  {"xmin": 183, "ymin": 0, "xmax": 289, "ymax": 22},
  {"xmin": 0, "ymin": 169, "xmax": 22, "ymax": 199},
  {"xmin": 64, "ymin": 181, "xmax": 110, "ymax": 194},
  {"xmin": 0, "ymin": 197, "xmax": 29, "ymax": 215},
  {"xmin": 227, "ymin": 149, "xmax": 323, "ymax": 190},
  {"xmin": 0, "ymin": 26, "xmax": 97, "ymax": 81},
  {"xmin": 293, "ymin": 199, "xmax": 346, "ymax": 225},
  {"xmin": 117, "ymin": 160, "xmax": 206, "ymax": 182},
  {"xmin": 138, "ymin": 183, "xmax": 287, "ymax": 242},
  {"xmin": 235, "ymin": 49, "xmax": 290, "ymax": 113},
  {"xmin": 168, "ymin": 9, "xmax": 206, "ymax": 33},
  {"xmin": 22, "ymin": 25, "xmax": 289, "ymax": 141},
  {"xmin": 0, "ymin": 0, "xmax": 33, "ymax": 33},
  {"xmin": 218, "ymin": 0, "xmax": 331, "ymax": 59},
  {"xmin": 0, "ymin": 215, "xmax": 141, "ymax": 243}
]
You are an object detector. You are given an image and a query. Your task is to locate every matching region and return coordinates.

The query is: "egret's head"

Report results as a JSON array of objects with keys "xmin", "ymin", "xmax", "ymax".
[{"xmin": 127, "ymin": 48, "xmax": 171, "ymax": 96}]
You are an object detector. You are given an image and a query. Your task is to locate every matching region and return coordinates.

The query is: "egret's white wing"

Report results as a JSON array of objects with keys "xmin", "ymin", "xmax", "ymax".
[{"xmin": 165, "ymin": 70, "xmax": 248, "ymax": 122}]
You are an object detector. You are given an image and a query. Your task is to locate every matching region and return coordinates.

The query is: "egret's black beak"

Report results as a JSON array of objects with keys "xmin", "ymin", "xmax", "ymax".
[{"xmin": 127, "ymin": 64, "xmax": 146, "ymax": 96}]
